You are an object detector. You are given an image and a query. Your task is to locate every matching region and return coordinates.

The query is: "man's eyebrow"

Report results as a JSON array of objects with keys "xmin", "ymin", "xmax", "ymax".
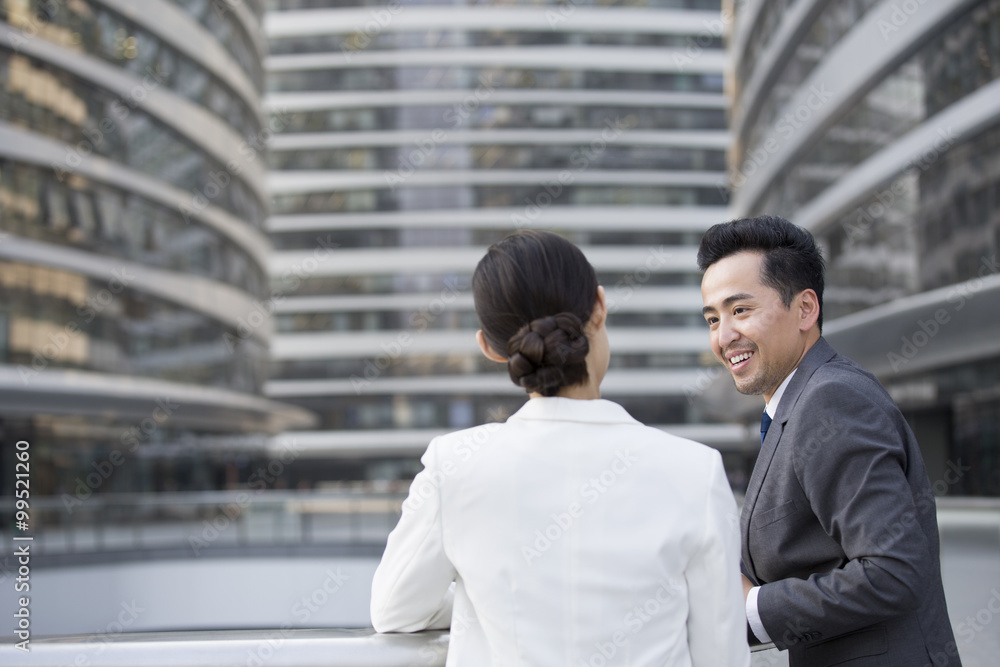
[{"xmin": 702, "ymin": 292, "xmax": 755, "ymax": 315}]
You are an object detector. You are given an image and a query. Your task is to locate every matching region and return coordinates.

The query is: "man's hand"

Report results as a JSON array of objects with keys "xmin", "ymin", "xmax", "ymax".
[{"xmin": 741, "ymin": 574, "xmax": 755, "ymax": 602}]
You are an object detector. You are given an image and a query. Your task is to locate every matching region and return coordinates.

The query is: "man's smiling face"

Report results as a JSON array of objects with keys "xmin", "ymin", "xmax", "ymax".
[{"xmin": 700, "ymin": 251, "xmax": 814, "ymax": 402}]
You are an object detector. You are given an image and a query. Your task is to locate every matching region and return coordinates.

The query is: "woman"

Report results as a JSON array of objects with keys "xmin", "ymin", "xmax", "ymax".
[{"xmin": 371, "ymin": 230, "xmax": 749, "ymax": 666}]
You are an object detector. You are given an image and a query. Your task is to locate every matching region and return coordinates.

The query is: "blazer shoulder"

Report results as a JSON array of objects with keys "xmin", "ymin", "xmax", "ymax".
[
  {"xmin": 788, "ymin": 355, "xmax": 911, "ymax": 472},
  {"xmin": 429, "ymin": 421, "xmax": 507, "ymax": 454},
  {"xmin": 635, "ymin": 427, "xmax": 724, "ymax": 467},
  {"xmin": 800, "ymin": 353, "xmax": 894, "ymax": 407}
]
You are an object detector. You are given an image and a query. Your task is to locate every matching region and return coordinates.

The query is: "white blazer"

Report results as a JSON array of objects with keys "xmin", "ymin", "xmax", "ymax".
[{"xmin": 371, "ymin": 397, "xmax": 749, "ymax": 667}]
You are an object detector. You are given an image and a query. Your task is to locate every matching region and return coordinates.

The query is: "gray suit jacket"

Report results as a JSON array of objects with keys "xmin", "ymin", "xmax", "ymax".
[{"xmin": 742, "ymin": 338, "xmax": 960, "ymax": 666}]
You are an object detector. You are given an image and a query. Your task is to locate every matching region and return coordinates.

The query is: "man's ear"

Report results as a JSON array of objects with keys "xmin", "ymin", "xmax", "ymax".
[
  {"xmin": 797, "ymin": 289, "xmax": 821, "ymax": 332},
  {"xmin": 476, "ymin": 330, "xmax": 507, "ymax": 363}
]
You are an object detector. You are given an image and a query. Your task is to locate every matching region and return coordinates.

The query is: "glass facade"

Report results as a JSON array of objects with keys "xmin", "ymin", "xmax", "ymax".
[
  {"xmin": 734, "ymin": 0, "xmax": 883, "ymax": 161},
  {"xmin": 0, "ymin": 48, "xmax": 266, "ymax": 228},
  {"xmin": 0, "ymin": 0, "xmax": 311, "ymax": 510},
  {"xmin": 270, "ymin": 30, "xmax": 724, "ymax": 54},
  {"xmin": 171, "ymin": 0, "xmax": 265, "ymax": 90},
  {"xmin": 272, "ymin": 185, "xmax": 726, "ymax": 214},
  {"xmin": 0, "ymin": 259, "xmax": 268, "ymax": 391},
  {"xmin": 270, "ymin": 67, "xmax": 725, "ymax": 94},
  {"xmin": 272, "ymin": 0, "xmax": 722, "ymax": 10},
  {"xmin": 918, "ymin": 123, "xmax": 1000, "ymax": 290},
  {"xmin": 278, "ymin": 104, "xmax": 727, "ymax": 133},
  {"xmin": 7, "ymin": 0, "xmax": 262, "ymax": 136},
  {"xmin": 266, "ymin": 0, "xmax": 740, "ymax": 485},
  {"xmin": 728, "ymin": 0, "xmax": 1000, "ymax": 495},
  {"xmin": 272, "ymin": 144, "xmax": 726, "ymax": 172},
  {"xmin": 0, "ymin": 158, "xmax": 267, "ymax": 297},
  {"xmin": 757, "ymin": 4, "xmax": 1000, "ymax": 220}
]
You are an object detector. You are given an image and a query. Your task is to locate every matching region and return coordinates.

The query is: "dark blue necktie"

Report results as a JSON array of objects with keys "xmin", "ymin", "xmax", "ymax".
[{"xmin": 760, "ymin": 410, "xmax": 772, "ymax": 445}]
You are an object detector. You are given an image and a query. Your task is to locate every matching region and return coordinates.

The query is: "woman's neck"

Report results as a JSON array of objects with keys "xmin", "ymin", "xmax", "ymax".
[{"xmin": 529, "ymin": 381, "xmax": 601, "ymax": 400}]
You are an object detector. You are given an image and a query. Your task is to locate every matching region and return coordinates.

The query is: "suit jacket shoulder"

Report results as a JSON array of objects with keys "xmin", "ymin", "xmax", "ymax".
[{"xmin": 782, "ymin": 340, "xmax": 914, "ymax": 477}]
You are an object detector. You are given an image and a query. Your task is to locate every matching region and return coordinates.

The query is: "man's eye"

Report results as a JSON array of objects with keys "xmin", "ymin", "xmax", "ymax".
[
  {"xmin": 733, "ymin": 307, "xmax": 747, "ymax": 315},
  {"xmin": 705, "ymin": 317, "xmax": 718, "ymax": 326}
]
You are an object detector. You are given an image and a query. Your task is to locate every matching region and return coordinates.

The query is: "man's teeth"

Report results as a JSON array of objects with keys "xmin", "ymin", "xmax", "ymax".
[{"xmin": 729, "ymin": 352, "xmax": 752, "ymax": 365}]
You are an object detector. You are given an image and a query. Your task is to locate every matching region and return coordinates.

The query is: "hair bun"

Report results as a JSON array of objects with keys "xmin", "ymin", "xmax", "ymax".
[{"xmin": 506, "ymin": 313, "xmax": 590, "ymax": 396}]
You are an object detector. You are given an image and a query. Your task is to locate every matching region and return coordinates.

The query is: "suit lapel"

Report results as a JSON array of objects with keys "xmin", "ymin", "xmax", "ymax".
[{"xmin": 740, "ymin": 337, "xmax": 837, "ymax": 582}]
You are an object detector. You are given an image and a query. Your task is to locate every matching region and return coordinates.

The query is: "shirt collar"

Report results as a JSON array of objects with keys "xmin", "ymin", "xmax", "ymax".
[
  {"xmin": 508, "ymin": 397, "xmax": 641, "ymax": 425},
  {"xmin": 765, "ymin": 368, "xmax": 797, "ymax": 419}
]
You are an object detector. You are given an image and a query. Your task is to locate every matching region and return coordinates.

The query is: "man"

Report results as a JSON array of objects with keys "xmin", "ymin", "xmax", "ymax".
[{"xmin": 698, "ymin": 215, "xmax": 960, "ymax": 666}]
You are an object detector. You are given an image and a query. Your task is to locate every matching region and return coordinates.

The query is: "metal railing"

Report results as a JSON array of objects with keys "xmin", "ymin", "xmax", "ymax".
[
  {"xmin": 2, "ymin": 492, "xmax": 998, "ymax": 564},
  {"xmin": 0, "ymin": 628, "xmax": 777, "ymax": 666},
  {"xmin": 0, "ymin": 490, "xmax": 405, "ymax": 563},
  {"xmin": 0, "ymin": 628, "xmax": 448, "ymax": 667}
]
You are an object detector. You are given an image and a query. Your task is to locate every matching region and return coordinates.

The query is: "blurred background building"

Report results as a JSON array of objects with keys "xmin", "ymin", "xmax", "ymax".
[
  {"xmin": 263, "ymin": 0, "xmax": 745, "ymax": 486},
  {"xmin": 0, "ymin": 0, "xmax": 335, "ymax": 629},
  {"xmin": 719, "ymin": 0, "xmax": 1000, "ymax": 495},
  {"xmin": 0, "ymin": 0, "xmax": 313, "ymax": 499},
  {"xmin": 0, "ymin": 0, "xmax": 998, "ymax": 658}
]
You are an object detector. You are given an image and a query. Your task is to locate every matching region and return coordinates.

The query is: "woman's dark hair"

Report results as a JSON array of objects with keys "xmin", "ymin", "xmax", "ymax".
[
  {"xmin": 697, "ymin": 215, "xmax": 826, "ymax": 330},
  {"xmin": 472, "ymin": 230, "xmax": 598, "ymax": 396}
]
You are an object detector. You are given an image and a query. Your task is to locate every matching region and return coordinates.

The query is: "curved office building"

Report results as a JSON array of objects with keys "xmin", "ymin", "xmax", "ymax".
[
  {"xmin": 264, "ymin": 0, "xmax": 750, "ymax": 484},
  {"xmin": 0, "ymin": 1, "xmax": 312, "ymax": 500},
  {"xmin": 726, "ymin": 0, "xmax": 1000, "ymax": 494}
]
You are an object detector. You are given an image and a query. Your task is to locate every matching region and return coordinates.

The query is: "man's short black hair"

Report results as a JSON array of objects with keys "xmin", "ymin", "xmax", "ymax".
[{"xmin": 697, "ymin": 215, "xmax": 825, "ymax": 330}]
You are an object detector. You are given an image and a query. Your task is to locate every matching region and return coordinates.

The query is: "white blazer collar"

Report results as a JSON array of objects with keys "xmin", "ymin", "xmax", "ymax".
[{"xmin": 508, "ymin": 397, "xmax": 640, "ymax": 425}]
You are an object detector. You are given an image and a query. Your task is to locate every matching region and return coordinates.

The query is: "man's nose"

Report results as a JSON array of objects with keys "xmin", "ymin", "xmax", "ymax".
[{"xmin": 717, "ymin": 319, "xmax": 740, "ymax": 350}]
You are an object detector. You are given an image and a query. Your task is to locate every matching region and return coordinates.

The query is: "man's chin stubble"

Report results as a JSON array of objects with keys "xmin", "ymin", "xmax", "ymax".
[{"xmin": 733, "ymin": 374, "xmax": 771, "ymax": 397}]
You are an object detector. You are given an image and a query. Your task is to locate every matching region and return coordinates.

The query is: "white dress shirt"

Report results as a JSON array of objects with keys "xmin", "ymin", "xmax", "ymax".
[
  {"xmin": 746, "ymin": 368, "xmax": 797, "ymax": 644},
  {"xmin": 371, "ymin": 397, "xmax": 750, "ymax": 666}
]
